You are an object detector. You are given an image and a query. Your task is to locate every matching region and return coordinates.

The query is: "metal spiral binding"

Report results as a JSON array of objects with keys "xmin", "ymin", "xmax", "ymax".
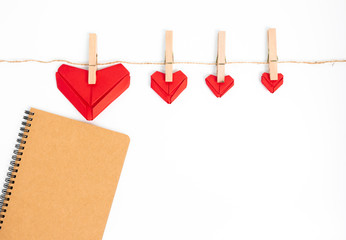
[{"xmin": 0, "ymin": 110, "xmax": 34, "ymax": 229}]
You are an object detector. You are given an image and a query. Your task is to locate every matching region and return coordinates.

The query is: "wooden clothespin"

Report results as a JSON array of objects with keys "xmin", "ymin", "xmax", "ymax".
[
  {"xmin": 165, "ymin": 31, "xmax": 173, "ymax": 82},
  {"xmin": 268, "ymin": 28, "xmax": 278, "ymax": 80},
  {"xmin": 217, "ymin": 31, "xmax": 226, "ymax": 83},
  {"xmin": 88, "ymin": 33, "xmax": 97, "ymax": 84}
]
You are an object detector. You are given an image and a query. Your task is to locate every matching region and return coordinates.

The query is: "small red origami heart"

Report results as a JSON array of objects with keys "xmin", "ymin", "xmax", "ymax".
[
  {"xmin": 261, "ymin": 72, "xmax": 284, "ymax": 93},
  {"xmin": 56, "ymin": 64, "xmax": 130, "ymax": 121},
  {"xmin": 205, "ymin": 75, "xmax": 234, "ymax": 98},
  {"xmin": 151, "ymin": 71, "xmax": 187, "ymax": 104}
]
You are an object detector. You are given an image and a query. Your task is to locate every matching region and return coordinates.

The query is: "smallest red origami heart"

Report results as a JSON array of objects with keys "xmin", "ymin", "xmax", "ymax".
[
  {"xmin": 205, "ymin": 75, "xmax": 234, "ymax": 98},
  {"xmin": 151, "ymin": 71, "xmax": 187, "ymax": 104},
  {"xmin": 261, "ymin": 73, "xmax": 284, "ymax": 93}
]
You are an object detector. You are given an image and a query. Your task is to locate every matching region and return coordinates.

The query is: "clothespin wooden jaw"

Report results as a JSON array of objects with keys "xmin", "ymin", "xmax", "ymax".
[
  {"xmin": 88, "ymin": 33, "xmax": 97, "ymax": 85},
  {"xmin": 165, "ymin": 31, "xmax": 173, "ymax": 82},
  {"xmin": 268, "ymin": 28, "xmax": 278, "ymax": 81},
  {"xmin": 216, "ymin": 31, "xmax": 226, "ymax": 83}
]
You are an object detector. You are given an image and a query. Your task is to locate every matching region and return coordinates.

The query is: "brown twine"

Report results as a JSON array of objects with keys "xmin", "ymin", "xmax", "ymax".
[{"xmin": 0, "ymin": 59, "xmax": 345, "ymax": 66}]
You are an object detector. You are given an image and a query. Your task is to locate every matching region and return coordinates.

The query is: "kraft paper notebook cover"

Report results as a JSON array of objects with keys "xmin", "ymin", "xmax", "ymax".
[{"xmin": 0, "ymin": 108, "xmax": 130, "ymax": 240}]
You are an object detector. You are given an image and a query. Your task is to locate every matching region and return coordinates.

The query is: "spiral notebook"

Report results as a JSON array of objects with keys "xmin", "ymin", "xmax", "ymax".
[{"xmin": 0, "ymin": 108, "xmax": 130, "ymax": 240}]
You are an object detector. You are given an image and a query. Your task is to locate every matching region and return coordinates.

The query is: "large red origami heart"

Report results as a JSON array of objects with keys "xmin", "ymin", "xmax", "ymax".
[
  {"xmin": 151, "ymin": 71, "xmax": 187, "ymax": 104},
  {"xmin": 261, "ymin": 72, "xmax": 284, "ymax": 93},
  {"xmin": 205, "ymin": 75, "xmax": 234, "ymax": 98},
  {"xmin": 56, "ymin": 64, "xmax": 130, "ymax": 120}
]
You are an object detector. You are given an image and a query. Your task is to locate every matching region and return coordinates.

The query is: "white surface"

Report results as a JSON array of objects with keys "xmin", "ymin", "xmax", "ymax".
[{"xmin": 0, "ymin": 0, "xmax": 346, "ymax": 239}]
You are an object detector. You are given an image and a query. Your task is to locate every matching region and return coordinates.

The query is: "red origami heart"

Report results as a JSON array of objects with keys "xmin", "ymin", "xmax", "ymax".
[
  {"xmin": 151, "ymin": 71, "xmax": 187, "ymax": 104},
  {"xmin": 261, "ymin": 72, "xmax": 284, "ymax": 93},
  {"xmin": 56, "ymin": 64, "xmax": 130, "ymax": 121},
  {"xmin": 205, "ymin": 75, "xmax": 234, "ymax": 98}
]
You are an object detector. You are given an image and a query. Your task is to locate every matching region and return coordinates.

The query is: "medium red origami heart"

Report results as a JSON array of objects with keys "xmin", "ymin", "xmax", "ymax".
[
  {"xmin": 261, "ymin": 72, "xmax": 284, "ymax": 93},
  {"xmin": 205, "ymin": 75, "xmax": 234, "ymax": 98},
  {"xmin": 151, "ymin": 71, "xmax": 187, "ymax": 104},
  {"xmin": 56, "ymin": 64, "xmax": 130, "ymax": 120}
]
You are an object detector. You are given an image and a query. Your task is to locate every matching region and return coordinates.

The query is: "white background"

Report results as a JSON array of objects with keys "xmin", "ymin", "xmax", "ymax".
[{"xmin": 0, "ymin": 0, "xmax": 346, "ymax": 239}]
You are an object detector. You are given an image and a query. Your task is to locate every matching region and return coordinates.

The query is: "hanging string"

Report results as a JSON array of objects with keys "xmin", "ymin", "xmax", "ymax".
[{"xmin": 0, "ymin": 59, "xmax": 345, "ymax": 66}]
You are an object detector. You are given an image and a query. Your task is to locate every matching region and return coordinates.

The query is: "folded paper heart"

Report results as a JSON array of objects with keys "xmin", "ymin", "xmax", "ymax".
[
  {"xmin": 151, "ymin": 71, "xmax": 187, "ymax": 104},
  {"xmin": 56, "ymin": 64, "xmax": 130, "ymax": 121},
  {"xmin": 261, "ymin": 73, "xmax": 284, "ymax": 93},
  {"xmin": 205, "ymin": 75, "xmax": 234, "ymax": 98}
]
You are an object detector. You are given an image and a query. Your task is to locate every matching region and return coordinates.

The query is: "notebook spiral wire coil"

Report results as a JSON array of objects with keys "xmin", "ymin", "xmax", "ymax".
[{"xmin": 0, "ymin": 110, "xmax": 34, "ymax": 229}]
